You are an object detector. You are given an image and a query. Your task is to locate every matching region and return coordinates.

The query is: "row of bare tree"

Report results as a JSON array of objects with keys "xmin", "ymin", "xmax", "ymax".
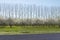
[{"xmin": 0, "ymin": 17, "xmax": 60, "ymax": 28}]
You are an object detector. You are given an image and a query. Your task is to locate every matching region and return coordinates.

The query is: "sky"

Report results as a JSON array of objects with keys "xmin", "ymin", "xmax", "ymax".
[
  {"xmin": 0, "ymin": 0, "xmax": 60, "ymax": 19},
  {"xmin": 0, "ymin": 0, "xmax": 60, "ymax": 7}
]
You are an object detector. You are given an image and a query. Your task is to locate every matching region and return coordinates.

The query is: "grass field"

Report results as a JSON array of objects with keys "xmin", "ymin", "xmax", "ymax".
[{"xmin": 0, "ymin": 25, "xmax": 60, "ymax": 35}]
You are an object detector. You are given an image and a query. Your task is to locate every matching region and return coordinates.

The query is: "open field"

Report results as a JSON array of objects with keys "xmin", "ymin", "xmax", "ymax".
[{"xmin": 0, "ymin": 25, "xmax": 60, "ymax": 35}]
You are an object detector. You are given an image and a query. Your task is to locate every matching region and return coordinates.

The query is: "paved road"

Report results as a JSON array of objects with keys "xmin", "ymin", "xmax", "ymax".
[{"xmin": 0, "ymin": 33, "xmax": 60, "ymax": 40}]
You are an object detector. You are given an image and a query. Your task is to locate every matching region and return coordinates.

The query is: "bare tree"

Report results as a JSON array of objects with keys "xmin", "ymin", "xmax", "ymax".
[{"xmin": 6, "ymin": 18, "xmax": 15, "ymax": 28}]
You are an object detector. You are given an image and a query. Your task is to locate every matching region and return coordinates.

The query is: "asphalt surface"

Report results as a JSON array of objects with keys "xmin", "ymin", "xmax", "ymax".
[{"xmin": 0, "ymin": 33, "xmax": 60, "ymax": 40}]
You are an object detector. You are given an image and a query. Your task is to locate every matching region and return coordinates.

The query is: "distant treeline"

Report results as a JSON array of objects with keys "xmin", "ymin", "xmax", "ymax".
[{"xmin": 0, "ymin": 18, "xmax": 60, "ymax": 27}]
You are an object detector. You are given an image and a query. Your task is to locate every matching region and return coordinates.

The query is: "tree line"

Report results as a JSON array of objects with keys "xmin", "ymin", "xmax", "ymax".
[{"xmin": 0, "ymin": 18, "xmax": 60, "ymax": 28}]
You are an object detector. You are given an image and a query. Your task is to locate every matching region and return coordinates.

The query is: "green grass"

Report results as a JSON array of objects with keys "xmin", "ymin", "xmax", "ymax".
[{"xmin": 0, "ymin": 25, "xmax": 60, "ymax": 35}]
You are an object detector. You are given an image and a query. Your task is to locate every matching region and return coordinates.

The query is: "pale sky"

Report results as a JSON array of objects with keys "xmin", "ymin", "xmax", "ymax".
[
  {"xmin": 0, "ymin": 0, "xmax": 60, "ymax": 7},
  {"xmin": 0, "ymin": 0, "xmax": 60, "ymax": 19}
]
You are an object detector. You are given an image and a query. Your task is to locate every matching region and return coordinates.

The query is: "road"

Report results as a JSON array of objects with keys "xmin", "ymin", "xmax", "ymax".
[{"xmin": 0, "ymin": 33, "xmax": 60, "ymax": 40}]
